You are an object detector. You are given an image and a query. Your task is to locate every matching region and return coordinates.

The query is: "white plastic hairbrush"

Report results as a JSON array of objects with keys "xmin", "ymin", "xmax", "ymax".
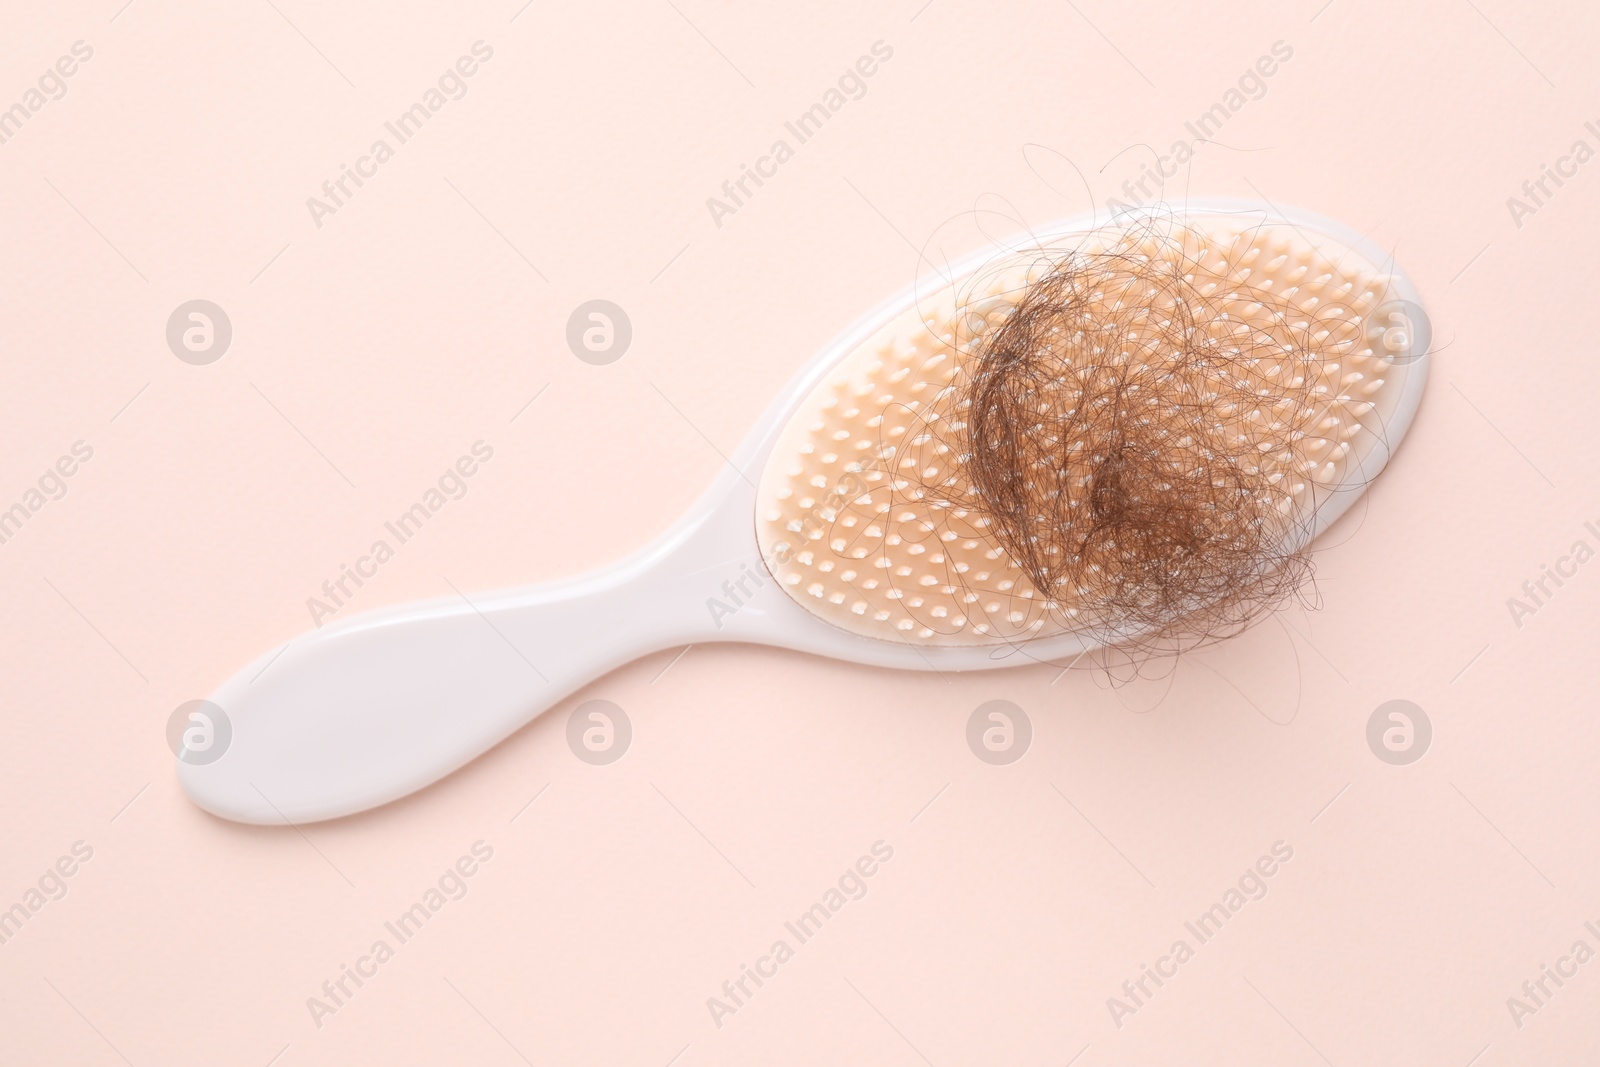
[{"xmin": 180, "ymin": 200, "xmax": 1430, "ymax": 823}]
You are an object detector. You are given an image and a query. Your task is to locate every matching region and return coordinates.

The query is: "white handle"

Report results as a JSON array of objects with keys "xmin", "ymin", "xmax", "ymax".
[{"xmin": 179, "ymin": 539, "xmax": 730, "ymax": 824}]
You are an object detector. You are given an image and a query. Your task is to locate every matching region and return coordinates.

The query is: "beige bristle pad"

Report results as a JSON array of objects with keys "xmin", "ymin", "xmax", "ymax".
[{"xmin": 755, "ymin": 217, "xmax": 1416, "ymax": 646}]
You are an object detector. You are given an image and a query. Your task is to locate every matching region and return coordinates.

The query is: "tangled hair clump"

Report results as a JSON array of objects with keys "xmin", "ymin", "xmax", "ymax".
[
  {"xmin": 755, "ymin": 210, "xmax": 1400, "ymax": 658},
  {"xmin": 903, "ymin": 215, "xmax": 1366, "ymax": 649}
]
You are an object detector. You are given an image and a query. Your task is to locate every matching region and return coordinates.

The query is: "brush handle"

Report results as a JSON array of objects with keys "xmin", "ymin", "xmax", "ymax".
[
  {"xmin": 173, "ymin": 480, "xmax": 786, "ymax": 825},
  {"xmin": 176, "ymin": 569, "xmax": 711, "ymax": 823}
]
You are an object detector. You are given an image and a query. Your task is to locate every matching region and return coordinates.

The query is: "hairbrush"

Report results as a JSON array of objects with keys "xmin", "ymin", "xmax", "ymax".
[{"xmin": 180, "ymin": 200, "xmax": 1429, "ymax": 823}]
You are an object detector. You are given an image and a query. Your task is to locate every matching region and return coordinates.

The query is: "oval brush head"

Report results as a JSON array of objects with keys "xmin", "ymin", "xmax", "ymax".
[{"xmin": 755, "ymin": 212, "xmax": 1420, "ymax": 649}]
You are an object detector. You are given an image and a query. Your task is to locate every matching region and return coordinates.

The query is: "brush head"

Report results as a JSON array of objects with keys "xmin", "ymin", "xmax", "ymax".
[{"xmin": 754, "ymin": 212, "xmax": 1422, "ymax": 649}]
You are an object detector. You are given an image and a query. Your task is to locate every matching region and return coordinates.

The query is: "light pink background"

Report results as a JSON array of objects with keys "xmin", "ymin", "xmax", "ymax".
[{"xmin": 2, "ymin": 0, "xmax": 1597, "ymax": 1063}]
